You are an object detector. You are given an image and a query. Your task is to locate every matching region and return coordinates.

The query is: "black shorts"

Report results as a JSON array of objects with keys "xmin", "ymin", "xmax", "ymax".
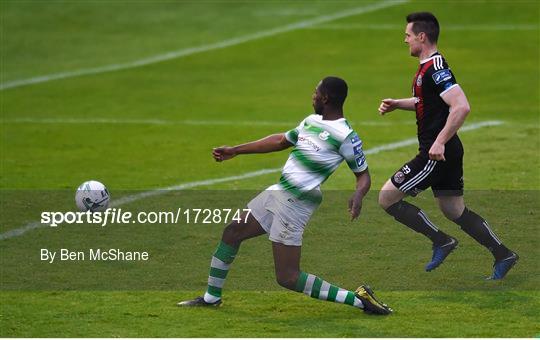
[{"xmin": 390, "ymin": 150, "xmax": 464, "ymax": 198}]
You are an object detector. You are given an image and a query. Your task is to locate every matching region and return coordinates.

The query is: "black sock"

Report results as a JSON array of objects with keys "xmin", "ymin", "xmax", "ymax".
[
  {"xmin": 453, "ymin": 207, "xmax": 511, "ymax": 261},
  {"xmin": 385, "ymin": 200, "xmax": 450, "ymax": 246}
]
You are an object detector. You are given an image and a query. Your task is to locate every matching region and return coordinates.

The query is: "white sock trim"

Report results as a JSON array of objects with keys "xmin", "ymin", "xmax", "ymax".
[
  {"xmin": 303, "ymin": 274, "xmax": 316, "ymax": 295},
  {"xmin": 203, "ymin": 292, "xmax": 220, "ymax": 303},
  {"xmin": 335, "ymin": 289, "xmax": 348, "ymax": 303},
  {"xmin": 211, "ymin": 256, "xmax": 231, "ymax": 270}
]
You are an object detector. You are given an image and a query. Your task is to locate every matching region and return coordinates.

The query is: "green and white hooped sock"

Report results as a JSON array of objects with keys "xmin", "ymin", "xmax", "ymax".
[
  {"xmin": 295, "ymin": 271, "xmax": 363, "ymax": 308},
  {"xmin": 203, "ymin": 241, "xmax": 238, "ymax": 303}
]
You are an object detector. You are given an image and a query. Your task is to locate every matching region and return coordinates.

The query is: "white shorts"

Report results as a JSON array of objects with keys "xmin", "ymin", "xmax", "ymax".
[{"xmin": 247, "ymin": 184, "xmax": 320, "ymax": 246}]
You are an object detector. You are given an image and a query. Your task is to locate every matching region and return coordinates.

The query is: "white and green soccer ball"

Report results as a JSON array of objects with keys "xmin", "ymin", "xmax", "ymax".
[{"xmin": 75, "ymin": 180, "xmax": 110, "ymax": 212}]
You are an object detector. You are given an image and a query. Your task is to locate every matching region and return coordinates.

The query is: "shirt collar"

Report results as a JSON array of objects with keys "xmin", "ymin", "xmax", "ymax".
[{"xmin": 420, "ymin": 51, "xmax": 441, "ymax": 64}]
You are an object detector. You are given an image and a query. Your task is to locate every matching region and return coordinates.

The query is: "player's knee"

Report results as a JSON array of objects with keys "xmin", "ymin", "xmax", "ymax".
[
  {"xmin": 275, "ymin": 270, "xmax": 299, "ymax": 290},
  {"xmin": 378, "ymin": 193, "xmax": 387, "ymax": 209},
  {"xmin": 441, "ymin": 206, "xmax": 463, "ymax": 221},
  {"xmin": 378, "ymin": 190, "xmax": 394, "ymax": 210},
  {"xmin": 379, "ymin": 179, "xmax": 405, "ymax": 211},
  {"xmin": 438, "ymin": 201, "xmax": 465, "ymax": 221},
  {"xmin": 222, "ymin": 221, "xmax": 244, "ymax": 244}
]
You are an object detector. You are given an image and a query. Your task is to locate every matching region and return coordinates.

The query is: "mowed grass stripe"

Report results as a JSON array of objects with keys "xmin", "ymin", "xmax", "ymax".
[
  {"xmin": 0, "ymin": 117, "xmax": 415, "ymax": 126},
  {"xmin": 0, "ymin": 290, "xmax": 538, "ymax": 337},
  {"xmin": 0, "ymin": 120, "xmax": 502, "ymax": 241},
  {"xmin": 308, "ymin": 23, "xmax": 540, "ymax": 31},
  {"xmin": 0, "ymin": 0, "xmax": 407, "ymax": 91}
]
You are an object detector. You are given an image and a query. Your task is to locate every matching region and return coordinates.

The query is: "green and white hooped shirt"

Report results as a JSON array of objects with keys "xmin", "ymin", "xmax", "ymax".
[{"xmin": 279, "ymin": 114, "xmax": 368, "ymax": 203}]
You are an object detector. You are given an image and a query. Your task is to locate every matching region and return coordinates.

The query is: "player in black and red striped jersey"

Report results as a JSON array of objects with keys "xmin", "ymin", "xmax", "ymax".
[{"xmin": 377, "ymin": 12, "xmax": 518, "ymax": 280}]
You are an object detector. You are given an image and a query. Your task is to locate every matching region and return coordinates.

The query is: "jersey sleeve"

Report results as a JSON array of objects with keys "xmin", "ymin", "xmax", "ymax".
[
  {"xmin": 284, "ymin": 119, "xmax": 305, "ymax": 145},
  {"xmin": 430, "ymin": 66, "xmax": 459, "ymax": 97},
  {"xmin": 339, "ymin": 131, "xmax": 368, "ymax": 173}
]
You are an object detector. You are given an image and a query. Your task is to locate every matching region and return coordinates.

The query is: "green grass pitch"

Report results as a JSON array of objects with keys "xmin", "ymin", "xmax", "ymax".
[{"xmin": 1, "ymin": 0, "xmax": 539, "ymax": 337}]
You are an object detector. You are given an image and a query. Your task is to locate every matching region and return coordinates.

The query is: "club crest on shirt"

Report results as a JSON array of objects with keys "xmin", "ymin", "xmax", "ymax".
[
  {"xmin": 319, "ymin": 131, "xmax": 330, "ymax": 141},
  {"xmin": 416, "ymin": 75, "xmax": 422, "ymax": 86},
  {"xmin": 394, "ymin": 171, "xmax": 405, "ymax": 184}
]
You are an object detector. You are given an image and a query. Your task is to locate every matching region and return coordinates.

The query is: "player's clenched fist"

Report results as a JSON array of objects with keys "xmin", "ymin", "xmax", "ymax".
[
  {"xmin": 428, "ymin": 141, "xmax": 446, "ymax": 161},
  {"xmin": 212, "ymin": 146, "xmax": 236, "ymax": 162},
  {"xmin": 378, "ymin": 98, "xmax": 398, "ymax": 115}
]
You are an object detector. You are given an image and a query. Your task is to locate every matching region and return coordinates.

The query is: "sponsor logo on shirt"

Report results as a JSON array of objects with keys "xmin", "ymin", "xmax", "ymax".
[
  {"xmin": 416, "ymin": 75, "xmax": 422, "ymax": 86},
  {"xmin": 432, "ymin": 69, "xmax": 452, "ymax": 84},
  {"xmin": 350, "ymin": 134, "xmax": 359, "ymax": 144},
  {"xmin": 298, "ymin": 136, "xmax": 321, "ymax": 152},
  {"xmin": 355, "ymin": 157, "xmax": 365, "ymax": 167}
]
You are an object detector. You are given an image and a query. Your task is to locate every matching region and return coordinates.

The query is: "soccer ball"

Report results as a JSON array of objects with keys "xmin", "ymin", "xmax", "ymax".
[{"xmin": 75, "ymin": 180, "xmax": 110, "ymax": 212}]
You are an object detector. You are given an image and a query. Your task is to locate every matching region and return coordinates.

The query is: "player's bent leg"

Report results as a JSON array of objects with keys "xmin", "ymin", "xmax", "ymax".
[
  {"xmin": 436, "ymin": 195, "xmax": 465, "ymax": 220},
  {"xmin": 178, "ymin": 213, "xmax": 266, "ymax": 307},
  {"xmin": 378, "ymin": 180, "xmax": 406, "ymax": 210},
  {"xmin": 221, "ymin": 213, "xmax": 267, "ymax": 248},
  {"xmin": 272, "ymin": 242, "xmax": 301, "ymax": 290},
  {"xmin": 440, "ymin": 196, "xmax": 519, "ymax": 280},
  {"xmin": 271, "ymin": 242, "xmax": 392, "ymax": 315},
  {"xmin": 380, "ymin": 180, "xmax": 457, "ymax": 271},
  {"xmin": 381, "ymin": 181, "xmax": 453, "ymax": 246}
]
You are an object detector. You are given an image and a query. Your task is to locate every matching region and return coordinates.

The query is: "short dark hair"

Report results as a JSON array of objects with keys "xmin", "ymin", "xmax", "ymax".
[
  {"xmin": 320, "ymin": 76, "xmax": 348, "ymax": 107},
  {"xmin": 406, "ymin": 12, "xmax": 439, "ymax": 43}
]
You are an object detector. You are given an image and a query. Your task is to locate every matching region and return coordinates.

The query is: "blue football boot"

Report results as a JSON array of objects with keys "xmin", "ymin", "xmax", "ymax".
[
  {"xmin": 487, "ymin": 251, "xmax": 519, "ymax": 280},
  {"xmin": 425, "ymin": 237, "xmax": 459, "ymax": 272}
]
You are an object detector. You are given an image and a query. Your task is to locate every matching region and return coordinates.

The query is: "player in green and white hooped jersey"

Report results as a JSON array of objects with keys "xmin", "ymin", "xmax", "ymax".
[{"xmin": 178, "ymin": 77, "xmax": 392, "ymax": 314}]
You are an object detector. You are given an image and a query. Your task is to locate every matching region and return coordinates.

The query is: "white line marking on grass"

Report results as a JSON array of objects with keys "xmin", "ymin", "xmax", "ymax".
[
  {"xmin": 353, "ymin": 120, "xmax": 503, "ymax": 154},
  {"xmin": 111, "ymin": 169, "xmax": 280, "ymax": 207},
  {"xmin": 0, "ymin": 0, "xmax": 408, "ymax": 91},
  {"xmin": 458, "ymin": 120, "xmax": 503, "ymax": 131},
  {"xmin": 252, "ymin": 9, "xmax": 322, "ymax": 17},
  {"xmin": 1, "ymin": 117, "xmax": 414, "ymax": 127},
  {"xmin": 0, "ymin": 119, "xmax": 503, "ymax": 241},
  {"xmin": 307, "ymin": 23, "xmax": 540, "ymax": 31}
]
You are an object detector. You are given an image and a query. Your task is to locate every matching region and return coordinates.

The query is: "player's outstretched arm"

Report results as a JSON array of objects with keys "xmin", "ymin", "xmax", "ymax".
[
  {"xmin": 212, "ymin": 133, "xmax": 293, "ymax": 162},
  {"xmin": 429, "ymin": 85, "xmax": 471, "ymax": 161},
  {"xmin": 378, "ymin": 97, "xmax": 417, "ymax": 115},
  {"xmin": 348, "ymin": 168, "xmax": 371, "ymax": 221}
]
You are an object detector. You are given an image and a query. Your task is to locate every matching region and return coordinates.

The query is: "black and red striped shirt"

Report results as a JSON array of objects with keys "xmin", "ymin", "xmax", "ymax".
[{"xmin": 412, "ymin": 52, "xmax": 459, "ymax": 152}]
